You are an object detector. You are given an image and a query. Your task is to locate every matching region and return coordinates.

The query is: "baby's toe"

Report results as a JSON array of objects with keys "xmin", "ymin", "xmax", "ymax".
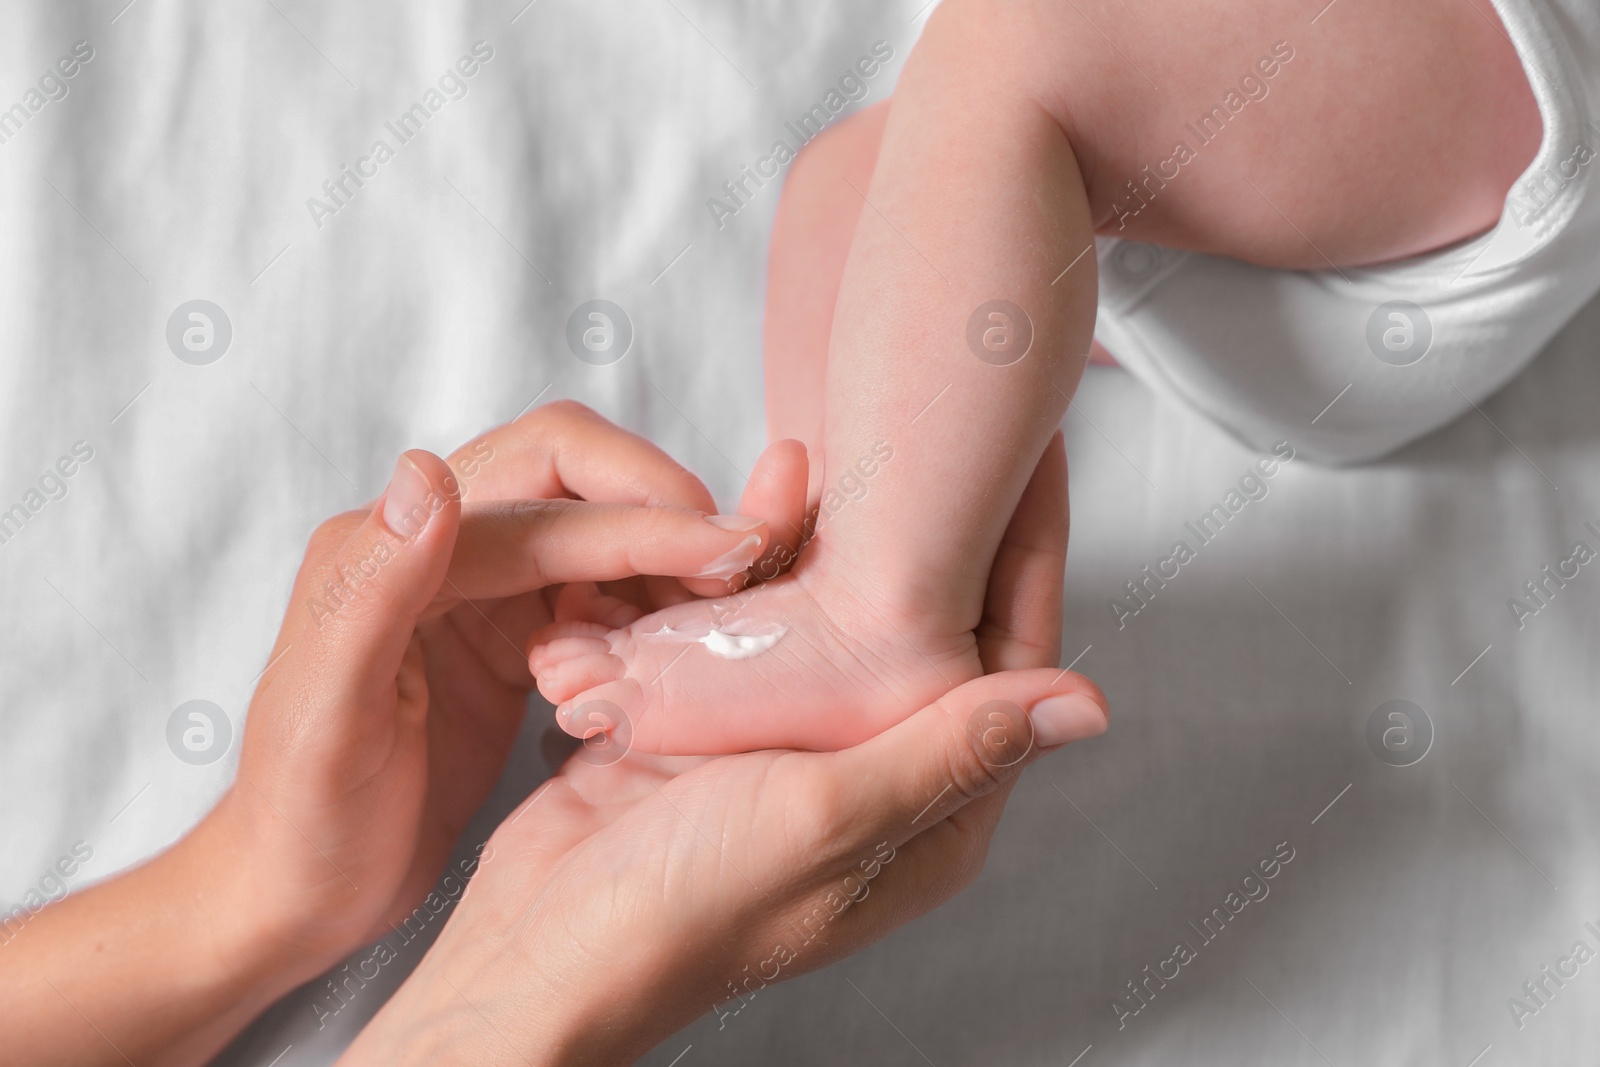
[
  {"xmin": 528, "ymin": 634, "xmax": 611, "ymax": 678},
  {"xmin": 556, "ymin": 678, "xmax": 646, "ymax": 740},
  {"xmin": 535, "ymin": 651, "xmax": 625, "ymax": 705}
]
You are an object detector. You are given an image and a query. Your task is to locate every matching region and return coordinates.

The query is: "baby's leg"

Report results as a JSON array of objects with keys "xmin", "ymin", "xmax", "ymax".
[
  {"xmin": 537, "ymin": 9, "xmax": 1100, "ymax": 753},
  {"xmin": 764, "ymin": 98, "xmax": 1119, "ymax": 475},
  {"xmin": 763, "ymin": 101, "xmax": 888, "ymax": 455},
  {"xmin": 538, "ymin": 0, "xmax": 1539, "ymax": 754}
]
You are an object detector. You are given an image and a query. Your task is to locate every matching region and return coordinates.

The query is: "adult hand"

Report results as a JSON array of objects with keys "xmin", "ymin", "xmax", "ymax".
[
  {"xmin": 0, "ymin": 402, "xmax": 782, "ymax": 1067},
  {"xmin": 226, "ymin": 401, "xmax": 779, "ymax": 966},
  {"xmin": 342, "ymin": 434, "xmax": 1108, "ymax": 1066}
]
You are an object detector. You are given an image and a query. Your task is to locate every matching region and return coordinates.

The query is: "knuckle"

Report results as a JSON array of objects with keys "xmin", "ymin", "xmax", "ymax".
[
  {"xmin": 505, "ymin": 499, "xmax": 565, "ymax": 580},
  {"xmin": 505, "ymin": 497, "xmax": 563, "ymax": 525},
  {"xmin": 307, "ymin": 512, "xmax": 362, "ymax": 558},
  {"xmin": 944, "ymin": 699, "xmax": 1031, "ymax": 801},
  {"xmin": 535, "ymin": 398, "xmax": 598, "ymax": 427},
  {"xmin": 296, "ymin": 513, "xmax": 367, "ymax": 597},
  {"xmin": 300, "ymin": 555, "xmax": 386, "ymax": 631},
  {"xmin": 619, "ymin": 505, "xmax": 697, "ymax": 573},
  {"xmin": 943, "ymin": 745, "xmax": 1009, "ymax": 805},
  {"xmin": 650, "ymin": 469, "xmax": 710, "ymax": 510},
  {"xmin": 638, "ymin": 504, "xmax": 690, "ymax": 547}
]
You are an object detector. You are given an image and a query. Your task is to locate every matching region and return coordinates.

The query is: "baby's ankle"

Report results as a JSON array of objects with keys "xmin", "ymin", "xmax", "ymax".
[{"xmin": 787, "ymin": 539, "xmax": 983, "ymax": 639}]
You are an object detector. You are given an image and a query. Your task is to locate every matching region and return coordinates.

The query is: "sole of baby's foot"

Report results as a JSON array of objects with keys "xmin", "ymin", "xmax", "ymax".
[{"xmin": 530, "ymin": 568, "xmax": 981, "ymax": 754}]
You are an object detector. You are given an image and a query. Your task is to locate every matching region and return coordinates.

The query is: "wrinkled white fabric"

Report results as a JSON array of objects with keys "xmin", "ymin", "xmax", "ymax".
[{"xmin": 0, "ymin": 3, "xmax": 1596, "ymax": 1066}]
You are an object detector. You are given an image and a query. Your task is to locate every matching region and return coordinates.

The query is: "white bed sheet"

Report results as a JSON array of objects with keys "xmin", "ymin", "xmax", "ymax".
[{"xmin": 1, "ymin": 2, "xmax": 1597, "ymax": 1064}]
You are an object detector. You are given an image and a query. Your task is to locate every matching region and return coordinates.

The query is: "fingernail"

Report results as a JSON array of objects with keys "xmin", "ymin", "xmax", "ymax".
[
  {"xmin": 692, "ymin": 533, "xmax": 764, "ymax": 580},
  {"xmin": 704, "ymin": 514, "xmax": 764, "ymax": 532},
  {"xmin": 382, "ymin": 455, "xmax": 433, "ymax": 538},
  {"xmin": 1029, "ymin": 693, "xmax": 1107, "ymax": 748}
]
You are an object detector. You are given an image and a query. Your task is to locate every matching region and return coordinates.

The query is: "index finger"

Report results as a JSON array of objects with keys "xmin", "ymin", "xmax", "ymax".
[
  {"xmin": 447, "ymin": 400, "xmax": 717, "ymax": 513},
  {"xmin": 436, "ymin": 500, "xmax": 767, "ymax": 606}
]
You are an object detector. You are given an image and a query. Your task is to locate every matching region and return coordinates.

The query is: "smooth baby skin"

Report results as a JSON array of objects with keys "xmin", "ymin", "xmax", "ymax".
[{"xmin": 534, "ymin": 0, "xmax": 1540, "ymax": 754}]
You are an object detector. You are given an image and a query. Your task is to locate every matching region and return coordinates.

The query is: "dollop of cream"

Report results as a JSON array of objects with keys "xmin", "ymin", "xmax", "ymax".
[
  {"xmin": 699, "ymin": 626, "xmax": 786, "ymax": 659},
  {"xmin": 644, "ymin": 620, "xmax": 788, "ymax": 660}
]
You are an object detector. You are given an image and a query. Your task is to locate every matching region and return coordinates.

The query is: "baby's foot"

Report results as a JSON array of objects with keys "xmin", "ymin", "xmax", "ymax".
[{"xmin": 530, "ymin": 559, "xmax": 982, "ymax": 754}]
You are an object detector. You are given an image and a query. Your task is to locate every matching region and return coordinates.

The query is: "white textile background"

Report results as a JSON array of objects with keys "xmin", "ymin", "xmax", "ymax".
[{"xmin": 0, "ymin": 2, "xmax": 1596, "ymax": 1064}]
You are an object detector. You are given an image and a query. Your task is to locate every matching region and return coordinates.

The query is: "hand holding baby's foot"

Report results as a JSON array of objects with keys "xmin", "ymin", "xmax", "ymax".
[
  {"xmin": 530, "ymin": 434, "xmax": 1069, "ymax": 755},
  {"xmin": 532, "ymin": 557, "xmax": 983, "ymax": 754}
]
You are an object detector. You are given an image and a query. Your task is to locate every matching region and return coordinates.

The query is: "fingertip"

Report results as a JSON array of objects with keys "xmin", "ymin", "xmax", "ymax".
[
  {"xmin": 688, "ymin": 523, "xmax": 766, "ymax": 580},
  {"xmin": 740, "ymin": 439, "xmax": 809, "ymax": 550},
  {"xmin": 943, "ymin": 669, "xmax": 1108, "ymax": 763},
  {"xmin": 380, "ymin": 449, "xmax": 461, "ymax": 540},
  {"xmin": 750, "ymin": 439, "xmax": 809, "ymax": 490},
  {"xmin": 703, "ymin": 513, "xmax": 767, "ymax": 533},
  {"xmin": 676, "ymin": 515, "xmax": 769, "ymax": 596},
  {"xmin": 1052, "ymin": 671, "xmax": 1110, "ymax": 722},
  {"xmin": 1013, "ymin": 666, "xmax": 1109, "ymax": 749},
  {"xmin": 1028, "ymin": 691, "xmax": 1107, "ymax": 749}
]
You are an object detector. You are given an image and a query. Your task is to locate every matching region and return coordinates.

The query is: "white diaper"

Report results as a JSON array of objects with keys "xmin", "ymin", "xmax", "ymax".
[{"xmin": 1092, "ymin": 0, "xmax": 1600, "ymax": 465}]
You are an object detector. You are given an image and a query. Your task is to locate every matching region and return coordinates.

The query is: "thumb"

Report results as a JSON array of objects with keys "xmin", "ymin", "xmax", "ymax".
[
  {"xmin": 829, "ymin": 668, "xmax": 1108, "ymax": 849},
  {"xmin": 286, "ymin": 450, "xmax": 462, "ymax": 704}
]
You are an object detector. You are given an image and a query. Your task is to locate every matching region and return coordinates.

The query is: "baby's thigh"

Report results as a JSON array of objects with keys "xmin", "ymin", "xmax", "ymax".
[{"xmin": 936, "ymin": 0, "xmax": 1539, "ymax": 268}]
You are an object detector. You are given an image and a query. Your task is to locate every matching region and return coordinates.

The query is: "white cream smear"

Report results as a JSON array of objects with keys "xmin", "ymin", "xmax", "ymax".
[{"xmin": 644, "ymin": 620, "xmax": 788, "ymax": 660}]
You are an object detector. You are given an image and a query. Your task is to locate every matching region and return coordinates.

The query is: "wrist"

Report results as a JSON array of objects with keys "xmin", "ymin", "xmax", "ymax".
[
  {"xmin": 342, "ymin": 913, "xmax": 645, "ymax": 1066},
  {"xmin": 341, "ymin": 957, "xmax": 596, "ymax": 1065},
  {"xmin": 193, "ymin": 788, "xmax": 352, "ymax": 992},
  {"xmin": 0, "ymin": 795, "xmax": 338, "ymax": 1066}
]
